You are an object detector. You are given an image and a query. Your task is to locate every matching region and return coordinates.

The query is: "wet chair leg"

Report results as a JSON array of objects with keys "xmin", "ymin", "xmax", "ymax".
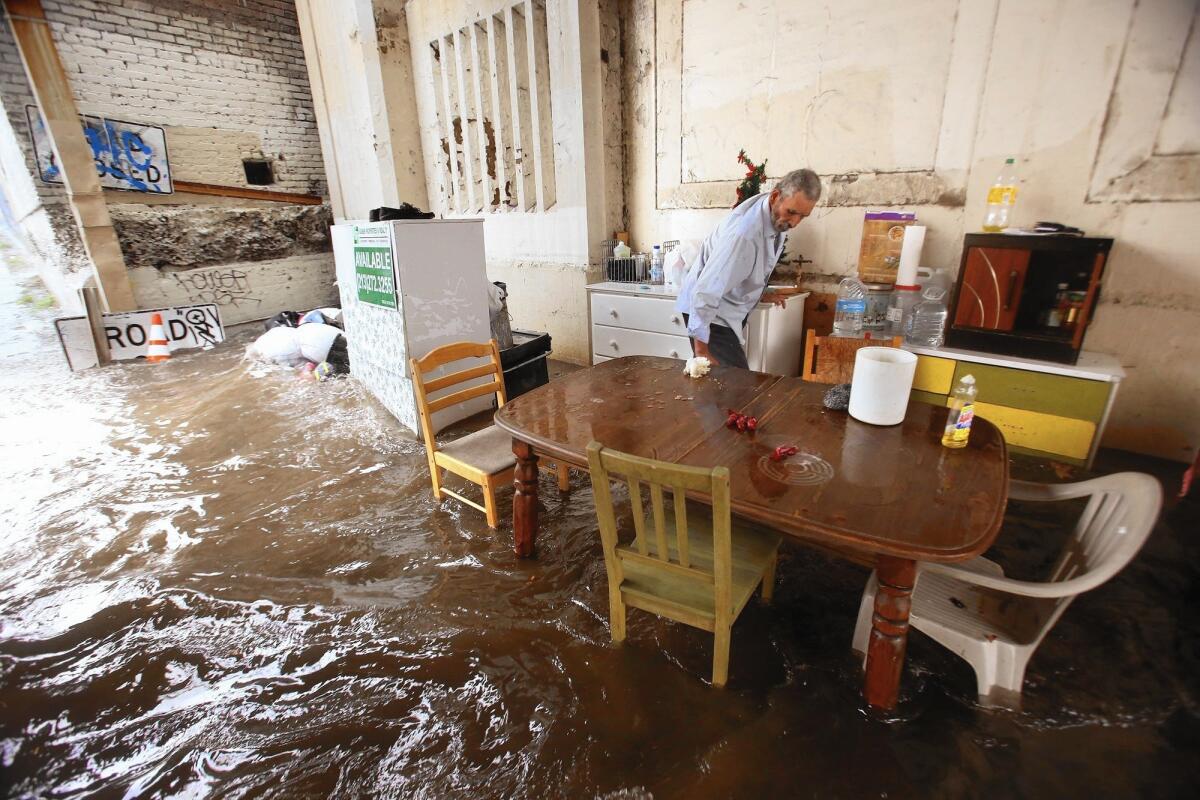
[
  {"xmin": 864, "ymin": 556, "xmax": 917, "ymax": 711},
  {"xmin": 512, "ymin": 439, "xmax": 540, "ymax": 558}
]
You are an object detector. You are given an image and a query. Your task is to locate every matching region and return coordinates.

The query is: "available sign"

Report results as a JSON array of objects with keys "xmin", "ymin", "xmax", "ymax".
[
  {"xmin": 55, "ymin": 304, "xmax": 225, "ymax": 371},
  {"xmin": 352, "ymin": 224, "xmax": 399, "ymax": 310}
]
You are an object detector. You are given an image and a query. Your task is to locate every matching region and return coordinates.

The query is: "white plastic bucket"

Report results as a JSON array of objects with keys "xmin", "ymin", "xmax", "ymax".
[{"xmin": 848, "ymin": 347, "xmax": 919, "ymax": 426}]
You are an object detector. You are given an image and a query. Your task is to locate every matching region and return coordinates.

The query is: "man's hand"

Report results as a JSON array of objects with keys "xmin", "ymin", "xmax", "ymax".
[
  {"xmin": 761, "ymin": 289, "xmax": 789, "ymax": 308},
  {"xmin": 693, "ymin": 339, "xmax": 719, "ymax": 366}
]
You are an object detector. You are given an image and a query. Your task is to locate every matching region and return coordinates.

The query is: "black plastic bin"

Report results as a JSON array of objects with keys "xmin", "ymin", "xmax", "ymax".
[{"xmin": 500, "ymin": 329, "xmax": 551, "ymax": 399}]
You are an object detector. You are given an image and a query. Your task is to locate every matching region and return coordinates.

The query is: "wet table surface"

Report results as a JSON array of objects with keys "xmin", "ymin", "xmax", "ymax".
[{"xmin": 494, "ymin": 355, "xmax": 1010, "ymax": 709}]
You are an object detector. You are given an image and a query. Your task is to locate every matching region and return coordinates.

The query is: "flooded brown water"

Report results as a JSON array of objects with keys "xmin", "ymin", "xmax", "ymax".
[{"xmin": 1, "ymin": 250, "xmax": 1198, "ymax": 799}]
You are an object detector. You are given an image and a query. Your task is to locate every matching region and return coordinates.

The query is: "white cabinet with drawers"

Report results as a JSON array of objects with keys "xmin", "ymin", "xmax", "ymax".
[{"xmin": 586, "ymin": 281, "xmax": 808, "ymax": 375}]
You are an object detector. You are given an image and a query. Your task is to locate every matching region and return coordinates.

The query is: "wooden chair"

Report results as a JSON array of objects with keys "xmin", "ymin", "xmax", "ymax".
[
  {"xmin": 586, "ymin": 441, "xmax": 782, "ymax": 687},
  {"xmin": 801, "ymin": 330, "xmax": 903, "ymax": 384},
  {"xmin": 411, "ymin": 340, "xmax": 569, "ymax": 528}
]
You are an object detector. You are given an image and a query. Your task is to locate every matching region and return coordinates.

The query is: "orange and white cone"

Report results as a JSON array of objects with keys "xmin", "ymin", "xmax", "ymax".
[{"xmin": 145, "ymin": 313, "xmax": 171, "ymax": 363}]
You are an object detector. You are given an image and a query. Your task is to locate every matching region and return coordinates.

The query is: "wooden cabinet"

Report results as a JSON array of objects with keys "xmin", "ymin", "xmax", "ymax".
[
  {"xmin": 906, "ymin": 345, "xmax": 1123, "ymax": 467},
  {"xmin": 952, "ymin": 247, "xmax": 1030, "ymax": 331},
  {"xmin": 586, "ymin": 282, "xmax": 809, "ymax": 375}
]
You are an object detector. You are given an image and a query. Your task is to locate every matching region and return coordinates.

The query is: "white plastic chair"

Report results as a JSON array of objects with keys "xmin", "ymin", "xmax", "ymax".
[{"xmin": 851, "ymin": 473, "xmax": 1162, "ymax": 705}]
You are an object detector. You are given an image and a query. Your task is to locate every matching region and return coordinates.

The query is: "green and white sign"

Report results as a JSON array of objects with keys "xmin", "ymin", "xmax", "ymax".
[{"xmin": 352, "ymin": 224, "xmax": 399, "ymax": 310}]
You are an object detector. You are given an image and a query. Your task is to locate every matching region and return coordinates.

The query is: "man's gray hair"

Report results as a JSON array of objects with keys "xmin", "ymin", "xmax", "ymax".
[{"xmin": 775, "ymin": 168, "xmax": 822, "ymax": 202}]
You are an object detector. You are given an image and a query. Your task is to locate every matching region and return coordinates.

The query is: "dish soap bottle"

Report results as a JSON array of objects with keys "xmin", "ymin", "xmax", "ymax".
[
  {"xmin": 982, "ymin": 158, "xmax": 1019, "ymax": 232},
  {"xmin": 942, "ymin": 374, "xmax": 978, "ymax": 448}
]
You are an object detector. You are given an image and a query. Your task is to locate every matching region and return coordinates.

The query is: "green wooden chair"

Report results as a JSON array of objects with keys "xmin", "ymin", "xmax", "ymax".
[{"xmin": 585, "ymin": 441, "xmax": 782, "ymax": 687}]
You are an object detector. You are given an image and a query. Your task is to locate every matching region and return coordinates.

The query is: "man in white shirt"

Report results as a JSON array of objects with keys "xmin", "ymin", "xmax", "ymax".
[{"xmin": 675, "ymin": 169, "xmax": 821, "ymax": 368}]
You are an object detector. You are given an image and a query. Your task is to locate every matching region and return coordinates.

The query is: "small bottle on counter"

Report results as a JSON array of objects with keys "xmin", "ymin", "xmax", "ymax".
[
  {"xmin": 941, "ymin": 374, "xmax": 978, "ymax": 449},
  {"xmin": 649, "ymin": 245, "xmax": 664, "ymax": 285}
]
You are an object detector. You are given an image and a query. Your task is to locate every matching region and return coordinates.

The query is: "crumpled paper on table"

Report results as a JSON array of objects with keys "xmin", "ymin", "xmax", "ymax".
[{"xmin": 682, "ymin": 356, "xmax": 711, "ymax": 378}]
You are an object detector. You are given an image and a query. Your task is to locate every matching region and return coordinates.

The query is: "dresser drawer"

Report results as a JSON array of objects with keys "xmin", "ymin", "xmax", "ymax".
[
  {"xmin": 974, "ymin": 401, "xmax": 1096, "ymax": 461},
  {"xmin": 593, "ymin": 323, "xmax": 691, "ymax": 360},
  {"xmin": 954, "ymin": 363, "xmax": 1110, "ymax": 422},
  {"xmin": 590, "ymin": 292, "xmax": 688, "ymax": 337}
]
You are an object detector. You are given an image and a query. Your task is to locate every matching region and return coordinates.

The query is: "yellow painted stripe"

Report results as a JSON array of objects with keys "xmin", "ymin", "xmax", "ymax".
[
  {"xmin": 960, "ymin": 401, "xmax": 1096, "ymax": 461},
  {"xmin": 914, "ymin": 356, "xmax": 956, "ymax": 395}
]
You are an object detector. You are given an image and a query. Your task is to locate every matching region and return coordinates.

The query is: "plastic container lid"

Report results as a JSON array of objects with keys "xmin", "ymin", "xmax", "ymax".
[{"xmin": 961, "ymin": 374, "xmax": 976, "ymax": 385}]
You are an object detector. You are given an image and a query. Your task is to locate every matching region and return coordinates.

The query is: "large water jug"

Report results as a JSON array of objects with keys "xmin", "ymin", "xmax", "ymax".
[
  {"xmin": 905, "ymin": 286, "xmax": 949, "ymax": 347},
  {"xmin": 832, "ymin": 277, "xmax": 866, "ymax": 337}
]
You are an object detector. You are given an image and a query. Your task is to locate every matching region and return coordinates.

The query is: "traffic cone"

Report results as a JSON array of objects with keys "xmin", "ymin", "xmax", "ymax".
[{"xmin": 145, "ymin": 313, "xmax": 171, "ymax": 363}]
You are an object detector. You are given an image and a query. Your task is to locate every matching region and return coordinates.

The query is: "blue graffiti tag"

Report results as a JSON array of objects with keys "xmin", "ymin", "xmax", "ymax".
[
  {"xmin": 82, "ymin": 119, "xmax": 164, "ymax": 192},
  {"xmin": 24, "ymin": 106, "xmax": 171, "ymax": 193}
]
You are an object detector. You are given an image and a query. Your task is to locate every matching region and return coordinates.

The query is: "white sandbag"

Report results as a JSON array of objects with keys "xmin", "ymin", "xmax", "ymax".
[
  {"xmin": 246, "ymin": 326, "xmax": 306, "ymax": 366},
  {"xmin": 296, "ymin": 322, "xmax": 343, "ymax": 363}
]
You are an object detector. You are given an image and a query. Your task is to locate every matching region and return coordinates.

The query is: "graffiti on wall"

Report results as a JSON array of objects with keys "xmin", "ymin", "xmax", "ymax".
[
  {"xmin": 172, "ymin": 269, "xmax": 260, "ymax": 309},
  {"xmin": 26, "ymin": 106, "xmax": 173, "ymax": 194}
]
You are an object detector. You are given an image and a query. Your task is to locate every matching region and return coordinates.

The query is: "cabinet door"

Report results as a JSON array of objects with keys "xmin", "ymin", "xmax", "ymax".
[{"xmin": 953, "ymin": 247, "xmax": 1030, "ymax": 331}]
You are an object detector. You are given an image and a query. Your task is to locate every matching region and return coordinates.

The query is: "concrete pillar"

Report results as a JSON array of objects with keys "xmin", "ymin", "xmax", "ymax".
[
  {"xmin": 295, "ymin": 0, "xmax": 429, "ymax": 222},
  {"xmin": 3, "ymin": 0, "xmax": 135, "ymax": 311}
]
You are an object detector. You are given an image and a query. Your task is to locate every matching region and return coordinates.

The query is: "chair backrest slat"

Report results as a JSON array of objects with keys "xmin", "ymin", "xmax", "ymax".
[
  {"xmin": 427, "ymin": 379, "xmax": 504, "ymax": 413},
  {"xmin": 650, "ymin": 483, "xmax": 669, "ymax": 562},
  {"xmin": 586, "ymin": 442, "xmax": 731, "ymax": 593},
  {"xmin": 628, "ymin": 478, "xmax": 648, "ymax": 556},
  {"xmin": 673, "ymin": 487, "xmax": 690, "ymax": 568},
  {"xmin": 422, "ymin": 362, "xmax": 498, "ymax": 394}
]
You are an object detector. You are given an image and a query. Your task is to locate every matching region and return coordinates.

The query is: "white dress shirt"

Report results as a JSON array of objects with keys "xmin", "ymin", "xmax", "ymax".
[{"xmin": 673, "ymin": 193, "xmax": 787, "ymax": 345}]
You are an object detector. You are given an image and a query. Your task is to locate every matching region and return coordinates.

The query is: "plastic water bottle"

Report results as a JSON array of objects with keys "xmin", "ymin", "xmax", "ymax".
[
  {"xmin": 886, "ymin": 285, "xmax": 921, "ymax": 337},
  {"xmin": 905, "ymin": 285, "xmax": 949, "ymax": 347},
  {"xmin": 649, "ymin": 245, "xmax": 664, "ymax": 285},
  {"xmin": 832, "ymin": 277, "xmax": 866, "ymax": 337},
  {"xmin": 982, "ymin": 158, "xmax": 1019, "ymax": 232},
  {"xmin": 942, "ymin": 374, "xmax": 978, "ymax": 448}
]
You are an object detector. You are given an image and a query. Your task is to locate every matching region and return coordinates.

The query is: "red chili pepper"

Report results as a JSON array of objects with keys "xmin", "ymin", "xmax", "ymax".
[
  {"xmin": 746, "ymin": 417, "xmax": 758, "ymax": 431},
  {"xmin": 736, "ymin": 417, "xmax": 748, "ymax": 432}
]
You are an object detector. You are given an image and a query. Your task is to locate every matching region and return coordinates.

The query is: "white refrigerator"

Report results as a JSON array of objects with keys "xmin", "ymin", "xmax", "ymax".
[{"xmin": 331, "ymin": 219, "xmax": 493, "ymax": 436}]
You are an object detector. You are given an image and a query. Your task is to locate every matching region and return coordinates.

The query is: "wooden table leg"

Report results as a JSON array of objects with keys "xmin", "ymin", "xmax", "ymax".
[
  {"xmin": 864, "ymin": 556, "xmax": 917, "ymax": 711},
  {"xmin": 512, "ymin": 439, "xmax": 539, "ymax": 558}
]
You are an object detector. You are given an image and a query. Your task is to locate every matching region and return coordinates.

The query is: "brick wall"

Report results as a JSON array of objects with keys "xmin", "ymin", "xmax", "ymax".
[{"xmin": 39, "ymin": 0, "xmax": 326, "ymax": 195}]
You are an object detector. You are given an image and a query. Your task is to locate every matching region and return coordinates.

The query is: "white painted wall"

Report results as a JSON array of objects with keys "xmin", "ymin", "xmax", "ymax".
[{"xmin": 625, "ymin": 0, "xmax": 1200, "ymax": 463}]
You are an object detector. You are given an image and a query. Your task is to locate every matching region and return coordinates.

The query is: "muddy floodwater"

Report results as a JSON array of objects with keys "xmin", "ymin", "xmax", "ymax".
[{"xmin": 1, "ymin": 254, "xmax": 1198, "ymax": 799}]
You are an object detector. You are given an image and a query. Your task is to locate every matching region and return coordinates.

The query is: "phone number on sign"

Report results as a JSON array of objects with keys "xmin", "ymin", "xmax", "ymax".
[{"xmin": 357, "ymin": 273, "xmax": 395, "ymax": 294}]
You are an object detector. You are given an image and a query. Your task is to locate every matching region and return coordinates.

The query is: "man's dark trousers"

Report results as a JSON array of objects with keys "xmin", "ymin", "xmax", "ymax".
[{"xmin": 681, "ymin": 313, "xmax": 749, "ymax": 369}]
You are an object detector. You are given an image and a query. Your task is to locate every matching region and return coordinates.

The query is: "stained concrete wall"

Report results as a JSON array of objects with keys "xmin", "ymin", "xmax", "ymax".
[
  {"xmin": 623, "ymin": 0, "xmax": 1200, "ymax": 463},
  {"xmin": 0, "ymin": 0, "xmax": 337, "ymax": 324}
]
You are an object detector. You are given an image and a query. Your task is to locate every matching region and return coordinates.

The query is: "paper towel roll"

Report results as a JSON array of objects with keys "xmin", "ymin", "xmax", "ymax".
[
  {"xmin": 848, "ymin": 347, "xmax": 918, "ymax": 426},
  {"xmin": 896, "ymin": 225, "xmax": 926, "ymax": 287}
]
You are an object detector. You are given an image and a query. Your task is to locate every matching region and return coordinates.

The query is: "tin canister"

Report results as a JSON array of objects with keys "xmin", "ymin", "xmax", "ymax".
[{"xmin": 863, "ymin": 283, "xmax": 894, "ymax": 331}]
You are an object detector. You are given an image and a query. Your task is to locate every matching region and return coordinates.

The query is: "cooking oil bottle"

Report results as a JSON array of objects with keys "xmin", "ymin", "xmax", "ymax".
[
  {"xmin": 982, "ymin": 158, "xmax": 1019, "ymax": 232},
  {"xmin": 942, "ymin": 374, "xmax": 978, "ymax": 448}
]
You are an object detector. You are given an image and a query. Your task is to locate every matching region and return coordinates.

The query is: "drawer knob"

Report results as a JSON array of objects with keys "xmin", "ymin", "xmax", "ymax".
[
  {"xmin": 669, "ymin": 350, "xmax": 679, "ymax": 358},
  {"xmin": 609, "ymin": 340, "xmax": 618, "ymax": 350},
  {"xmin": 609, "ymin": 309, "xmax": 619, "ymax": 318},
  {"xmin": 671, "ymin": 315, "xmax": 680, "ymax": 324}
]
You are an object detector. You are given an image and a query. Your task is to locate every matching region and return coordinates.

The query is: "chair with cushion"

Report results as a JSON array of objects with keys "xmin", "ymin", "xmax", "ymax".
[
  {"xmin": 801, "ymin": 330, "xmax": 902, "ymax": 384},
  {"xmin": 411, "ymin": 340, "xmax": 568, "ymax": 528},
  {"xmin": 586, "ymin": 441, "xmax": 782, "ymax": 687},
  {"xmin": 851, "ymin": 473, "xmax": 1162, "ymax": 704}
]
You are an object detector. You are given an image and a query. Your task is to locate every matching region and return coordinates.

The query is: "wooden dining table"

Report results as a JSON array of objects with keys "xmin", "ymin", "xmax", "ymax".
[{"xmin": 493, "ymin": 355, "xmax": 1009, "ymax": 710}]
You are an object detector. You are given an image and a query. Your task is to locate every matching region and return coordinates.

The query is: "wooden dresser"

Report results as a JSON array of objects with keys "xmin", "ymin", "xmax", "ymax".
[{"xmin": 586, "ymin": 282, "xmax": 808, "ymax": 376}]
